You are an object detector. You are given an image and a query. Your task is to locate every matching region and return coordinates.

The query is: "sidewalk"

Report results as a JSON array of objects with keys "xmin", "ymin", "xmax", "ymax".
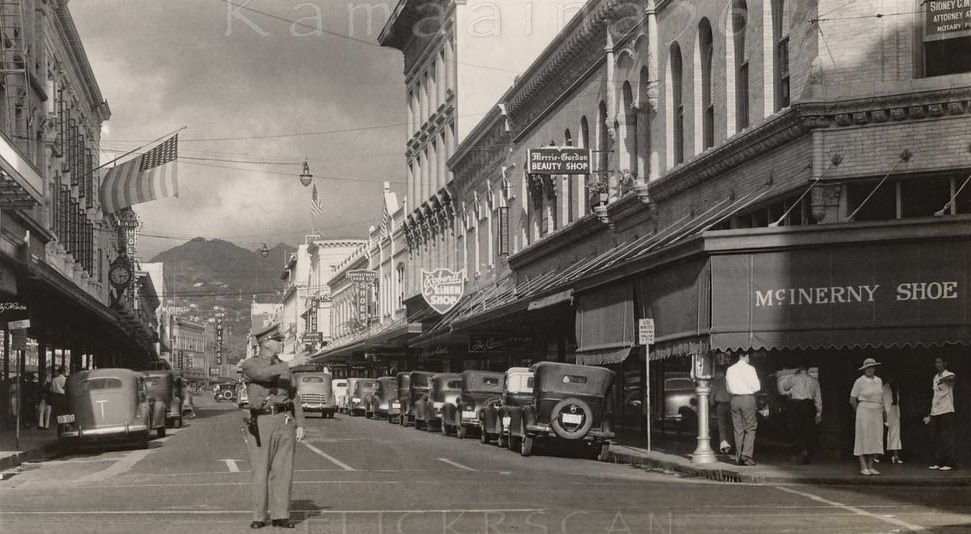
[
  {"xmin": 0, "ymin": 426, "xmax": 61, "ymax": 472},
  {"xmin": 606, "ymin": 438, "xmax": 971, "ymax": 486}
]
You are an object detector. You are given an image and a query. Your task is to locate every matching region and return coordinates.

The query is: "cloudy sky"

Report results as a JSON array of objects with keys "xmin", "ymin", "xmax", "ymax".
[{"xmin": 71, "ymin": 0, "xmax": 405, "ymax": 258}]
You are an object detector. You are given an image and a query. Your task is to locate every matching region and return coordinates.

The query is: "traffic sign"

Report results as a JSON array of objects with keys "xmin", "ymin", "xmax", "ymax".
[{"xmin": 638, "ymin": 318, "xmax": 655, "ymax": 345}]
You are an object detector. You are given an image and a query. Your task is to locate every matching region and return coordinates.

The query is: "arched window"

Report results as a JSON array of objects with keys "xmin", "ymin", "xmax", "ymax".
[
  {"xmin": 772, "ymin": 0, "xmax": 789, "ymax": 110},
  {"xmin": 564, "ymin": 129, "xmax": 573, "ymax": 147},
  {"xmin": 637, "ymin": 66, "xmax": 651, "ymax": 179},
  {"xmin": 670, "ymin": 43, "xmax": 684, "ymax": 165},
  {"xmin": 580, "ymin": 117, "xmax": 590, "ymax": 148},
  {"xmin": 622, "ymin": 81, "xmax": 637, "ymax": 174},
  {"xmin": 698, "ymin": 18, "xmax": 714, "ymax": 150},
  {"xmin": 732, "ymin": 0, "xmax": 749, "ymax": 130},
  {"xmin": 597, "ymin": 101, "xmax": 609, "ymax": 176}
]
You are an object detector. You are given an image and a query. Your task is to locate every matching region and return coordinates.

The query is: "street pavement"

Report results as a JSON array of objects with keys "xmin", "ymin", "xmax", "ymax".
[{"xmin": 1, "ymin": 396, "xmax": 969, "ymax": 534}]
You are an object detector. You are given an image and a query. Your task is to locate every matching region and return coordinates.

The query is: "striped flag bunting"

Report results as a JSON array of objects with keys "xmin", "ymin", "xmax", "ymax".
[
  {"xmin": 311, "ymin": 183, "xmax": 323, "ymax": 217},
  {"xmin": 100, "ymin": 134, "xmax": 179, "ymax": 215}
]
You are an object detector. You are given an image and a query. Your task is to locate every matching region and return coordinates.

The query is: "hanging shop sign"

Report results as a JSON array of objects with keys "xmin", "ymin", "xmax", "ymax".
[
  {"xmin": 302, "ymin": 332, "xmax": 323, "ymax": 344},
  {"xmin": 421, "ymin": 268, "xmax": 465, "ymax": 315},
  {"xmin": 348, "ymin": 270, "xmax": 378, "ymax": 284},
  {"xmin": 924, "ymin": 0, "xmax": 971, "ymax": 41},
  {"xmin": 469, "ymin": 334, "xmax": 534, "ymax": 353},
  {"xmin": 498, "ymin": 206, "xmax": 510, "ymax": 256},
  {"xmin": 357, "ymin": 285, "xmax": 370, "ymax": 327},
  {"xmin": 526, "ymin": 147, "xmax": 591, "ymax": 175}
]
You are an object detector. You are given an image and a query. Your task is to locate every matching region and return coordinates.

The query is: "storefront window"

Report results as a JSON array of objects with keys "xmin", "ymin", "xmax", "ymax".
[
  {"xmin": 924, "ymin": 37, "xmax": 971, "ymax": 77},
  {"xmin": 846, "ymin": 179, "xmax": 897, "ymax": 221},
  {"xmin": 901, "ymin": 176, "xmax": 952, "ymax": 217}
]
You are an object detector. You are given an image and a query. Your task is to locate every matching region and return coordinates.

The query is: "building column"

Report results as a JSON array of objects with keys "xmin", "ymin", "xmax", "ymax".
[{"xmin": 37, "ymin": 329, "xmax": 47, "ymax": 382}]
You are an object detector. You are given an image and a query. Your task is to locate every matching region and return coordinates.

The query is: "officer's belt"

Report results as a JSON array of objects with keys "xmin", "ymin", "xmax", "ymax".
[{"xmin": 251, "ymin": 402, "xmax": 293, "ymax": 415}]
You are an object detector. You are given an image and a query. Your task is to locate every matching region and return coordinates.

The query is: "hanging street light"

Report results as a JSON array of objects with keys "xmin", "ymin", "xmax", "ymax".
[
  {"xmin": 260, "ymin": 243, "xmax": 270, "ymax": 258},
  {"xmin": 299, "ymin": 160, "xmax": 313, "ymax": 187}
]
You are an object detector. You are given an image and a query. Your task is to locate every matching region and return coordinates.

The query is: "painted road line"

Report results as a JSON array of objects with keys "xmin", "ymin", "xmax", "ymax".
[
  {"xmin": 437, "ymin": 458, "xmax": 478, "ymax": 472},
  {"xmin": 774, "ymin": 485, "xmax": 925, "ymax": 532},
  {"xmin": 74, "ymin": 449, "xmax": 153, "ymax": 484},
  {"xmin": 301, "ymin": 442, "xmax": 356, "ymax": 471},
  {"xmin": 219, "ymin": 459, "xmax": 240, "ymax": 473},
  {"xmin": 0, "ymin": 508, "xmax": 545, "ymax": 515}
]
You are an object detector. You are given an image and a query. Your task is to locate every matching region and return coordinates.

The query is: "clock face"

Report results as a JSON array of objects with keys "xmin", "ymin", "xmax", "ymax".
[{"xmin": 109, "ymin": 263, "xmax": 132, "ymax": 287}]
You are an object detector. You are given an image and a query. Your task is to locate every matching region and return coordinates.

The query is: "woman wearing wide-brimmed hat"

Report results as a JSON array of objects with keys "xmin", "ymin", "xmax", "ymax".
[{"xmin": 850, "ymin": 358, "xmax": 886, "ymax": 475}]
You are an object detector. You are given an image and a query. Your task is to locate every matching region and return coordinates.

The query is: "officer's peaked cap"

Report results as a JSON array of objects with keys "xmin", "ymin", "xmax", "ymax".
[{"xmin": 254, "ymin": 322, "xmax": 282, "ymax": 343}]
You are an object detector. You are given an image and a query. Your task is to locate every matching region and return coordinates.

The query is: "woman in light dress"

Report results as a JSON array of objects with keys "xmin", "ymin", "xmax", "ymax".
[
  {"xmin": 882, "ymin": 375, "xmax": 903, "ymax": 463},
  {"xmin": 850, "ymin": 358, "xmax": 886, "ymax": 476}
]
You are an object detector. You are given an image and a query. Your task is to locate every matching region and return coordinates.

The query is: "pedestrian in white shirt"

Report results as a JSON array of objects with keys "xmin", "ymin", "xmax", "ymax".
[
  {"xmin": 50, "ymin": 367, "xmax": 67, "ymax": 421},
  {"xmin": 923, "ymin": 357, "xmax": 957, "ymax": 471},
  {"xmin": 726, "ymin": 351, "xmax": 761, "ymax": 466}
]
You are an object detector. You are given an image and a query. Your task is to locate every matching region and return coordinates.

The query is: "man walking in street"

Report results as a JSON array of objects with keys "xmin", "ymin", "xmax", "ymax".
[
  {"xmin": 727, "ymin": 351, "xmax": 761, "ymax": 466},
  {"xmin": 924, "ymin": 357, "xmax": 957, "ymax": 471},
  {"xmin": 778, "ymin": 363, "xmax": 822, "ymax": 464},
  {"xmin": 241, "ymin": 323, "xmax": 307, "ymax": 529},
  {"xmin": 50, "ymin": 367, "xmax": 67, "ymax": 421}
]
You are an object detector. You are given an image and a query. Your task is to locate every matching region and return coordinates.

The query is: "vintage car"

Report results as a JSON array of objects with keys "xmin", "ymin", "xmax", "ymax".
[
  {"xmin": 295, "ymin": 371, "xmax": 336, "ymax": 418},
  {"xmin": 489, "ymin": 367, "xmax": 534, "ymax": 447},
  {"xmin": 509, "ymin": 362, "xmax": 615, "ymax": 460},
  {"xmin": 213, "ymin": 383, "xmax": 236, "ymax": 402},
  {"xmin": 57, "ymin": 369, "xmax": 167, "ymax": 448},
  {"xmin": 332, "ymin": 379, "xmax": 348, "ymax": 413},
  {"xmin": 402, "ymin": 371, "xmax": 434, "ymax": 427},
  {"xmin": 144, "ymin": 370, "xmax": 184, "ymax": 428},
  {"xmin": 348, "ymin": 378, "xmax": 379, "ymax": 417},
  {"xmin": 367, "ymin": 376, "xmax": 401, "ymax": 422},
  {"xmin": 445, "ymin": 370, "xmax": 504, "ymax": 439},
  {"xmin": 416, "ymin": 373, "xmax": 462, "ymax": 433}
]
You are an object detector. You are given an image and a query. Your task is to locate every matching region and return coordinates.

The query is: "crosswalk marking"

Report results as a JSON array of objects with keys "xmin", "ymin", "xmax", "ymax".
[
  {"xmin": 219, "ymin": 459, "xmax": 240, "ymax": 473},
  {"xmin": 437, "ymin": 458, "xmax": 477, "ymax": 472},
  {"xmin": 301, "ymin": 442, "xmax": 356, "ymax": 471}
]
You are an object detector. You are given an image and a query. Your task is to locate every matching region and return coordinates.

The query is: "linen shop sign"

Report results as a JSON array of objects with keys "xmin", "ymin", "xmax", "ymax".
[
  {"xmin": 422, "ymin": 268, "xmax": 464, "ymax": 315},
  {"xmin": 924, "ymin": 0, "xmax": 971, "ymax": 41},
  {"xmin": 526, "ymin": 147, "xmax": 591, "ymax": 174}
]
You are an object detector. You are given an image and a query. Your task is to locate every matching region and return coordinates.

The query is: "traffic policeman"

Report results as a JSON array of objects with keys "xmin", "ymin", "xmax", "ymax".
[{"xmin": 241, "ymin": 322, "xmax": 307, "ymax": 529}]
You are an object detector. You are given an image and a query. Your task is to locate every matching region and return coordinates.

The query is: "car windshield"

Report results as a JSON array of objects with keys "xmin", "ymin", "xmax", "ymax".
[
  {"xmin": 507, "ymin": 374, "xmax": 533, "ymax": 394},
  {"xmin": 446, "ymin": 380, "xmax": 462, "ymax": 389},
  {"xmin": 562, "ymin": 375, "xmax": 588, "ymax": 384},
  {"xmin": 482, "ymin": 377, "xmax": 500, "ymax": 386},
  {"xmin": 302, "ymin": 376, "xmax": 325, "ymax": 383},
  {"xmin": 82, "ymin": 378, "xmax": 124, "ymax": 391}
]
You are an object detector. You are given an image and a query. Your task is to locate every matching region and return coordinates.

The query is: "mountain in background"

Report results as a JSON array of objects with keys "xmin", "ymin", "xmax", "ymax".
[{"xmin": 148, "ymin": 238, "xmax": 295, "ymax": 363}]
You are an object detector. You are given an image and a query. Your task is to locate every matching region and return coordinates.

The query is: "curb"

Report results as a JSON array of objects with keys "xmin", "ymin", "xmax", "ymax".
[
  {"xmin": 607, "ymin": 448, "xmax": 971, "ymax": 486},
  {"xmin": 0, "ymin": 442, "xmax": 61, "ymax": 472}
]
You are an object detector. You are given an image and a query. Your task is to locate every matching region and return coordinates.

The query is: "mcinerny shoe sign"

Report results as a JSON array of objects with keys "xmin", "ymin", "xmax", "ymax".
[{"xmin": 754, "ymin": 282, "xmax": 958, "ymax": 307}]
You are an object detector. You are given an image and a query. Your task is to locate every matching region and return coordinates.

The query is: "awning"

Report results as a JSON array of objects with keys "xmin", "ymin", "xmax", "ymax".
[
  {"xmin": 575, "ymin": 282, "xmax": 634, "ymax": 364},
  {"xmin": 0, "ymin": 131, "xmax": 43, "ymax": 208},
  {"xmin": 707, "ymin": 222, "xmax": 971, "ymax": 351}
]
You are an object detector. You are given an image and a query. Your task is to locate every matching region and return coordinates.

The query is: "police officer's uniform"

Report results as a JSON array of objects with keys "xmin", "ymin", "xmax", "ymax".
[{"xmin": 242, "ymin": 323, "xmax": 304, "ymax": 529}]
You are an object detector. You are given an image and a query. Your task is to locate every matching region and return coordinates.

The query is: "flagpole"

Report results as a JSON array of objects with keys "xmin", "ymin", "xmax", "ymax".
[{"xmin": 98, "ymin": 126, "xmax": 187, "ymax": 173}]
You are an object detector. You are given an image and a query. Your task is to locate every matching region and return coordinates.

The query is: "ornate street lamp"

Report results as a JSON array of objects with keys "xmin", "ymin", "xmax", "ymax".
[
  {"xmin": 299, "ymin": 160, "xmax": 313, "ymax": 187},
  {"xmin": 260, "ymin": 243, "xmax": 269, "ymax": 258}
]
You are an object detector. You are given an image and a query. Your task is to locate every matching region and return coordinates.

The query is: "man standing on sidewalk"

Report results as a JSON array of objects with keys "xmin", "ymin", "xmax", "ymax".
[
  {"xmin": 50, "ymin": 367, "xmax": 67, "ymax": 421},
  {"xmin": 778, "ymin": 363, "xmax": 822, "ymax": 464},
  {"xmin": 924, "ymin": 357, "xmax": 957, "ymax": 471},
  {"xmin": 710, "ymin": 367, "xmax": 733, "ymax": 455},
  {"xmin": 727, "ymin": 351, "xmax": 761, "ymax": 466}
]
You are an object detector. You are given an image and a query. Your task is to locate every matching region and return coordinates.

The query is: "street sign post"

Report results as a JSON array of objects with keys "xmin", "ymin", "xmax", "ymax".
[{"xmin": 638, "ymin": 318, "xmax": 655, "ymax": 452}]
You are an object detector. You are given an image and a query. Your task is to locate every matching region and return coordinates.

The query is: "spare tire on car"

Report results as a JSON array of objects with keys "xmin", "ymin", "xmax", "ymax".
[{"xmin": 550, "ymin": 398, "xmax": 594, "ymax": 440}]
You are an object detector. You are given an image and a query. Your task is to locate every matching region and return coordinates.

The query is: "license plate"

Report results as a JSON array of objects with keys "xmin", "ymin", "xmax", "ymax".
[
  {"xmin": 57, "ymin": 414, "xmax": 75, "ymax": 424},
  {"xmin": 392, "ymin": 402, "xmax": 401, "ymax": 408},
  {"xmin": 462, "ymin": 411, "xmax": 476, "ymax": 419},
  {"xmin": 501, "ymin": 416, "xmax": 511, "ymax": 427},
  {"xmin": 562, "ymin": 413, "xmax": 582, "ymax": 425}
]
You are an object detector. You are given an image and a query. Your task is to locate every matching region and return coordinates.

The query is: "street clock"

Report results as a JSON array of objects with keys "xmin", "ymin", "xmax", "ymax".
[{"xmin": 108, "ymin": 258, "xmax": 133, "ymax": 289}]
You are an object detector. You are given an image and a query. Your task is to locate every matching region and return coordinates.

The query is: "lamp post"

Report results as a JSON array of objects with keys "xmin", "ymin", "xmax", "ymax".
[
  {"xmin": 260, "ymin": 243, "xmax": 269, "ymax": 258},
  {"xmin": 299, "ymin": 160, "xmax": 313, "ymax": 187}
]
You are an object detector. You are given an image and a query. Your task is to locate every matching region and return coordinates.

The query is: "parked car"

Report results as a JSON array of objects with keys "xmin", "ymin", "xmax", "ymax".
[
  {"xmin": 510, "ymin": 362, "xmax": 615, "ymax": 460},
  {"xmin": 663, "ymin": 372, "xmax": 694, "ymax": 424},
  {"xmin": 368, "ymin": 376, "xmax": 401, "ymax": 422},
  {"xmin": 447, "ymin": 370, "xmax": 504, "ymax": 440},
  {"xmin": 57, "ymin": 369, "xmax": 167, "ymax": 449},
  {"xmin": 491, "ymin": 367, "xmax": 534, "ymax": 448},
  {"xmin": 143, "ymin": 370, "xmax": 183, "ymax": 428},
  {"xmin": 418, "ymin": 373, "xmax": 462, "ymax": 433},
  {"xmin": 395, "ymin": 372, "xmax": 410, "ymax": 425},
  {"xmin": 332, "ymin": 379, "xmax": 348, "ymax": 413},
  {"xmin": 236, "ymin": 383, "xmax": 250, "ymax": 409},
  {"xmin": 349, "ymin": 379, "xmax": 379, "ymax": 417},
  {"xmin": 295, "ymin": 371, "xmax": 336, "ymax": 418},
  {"xmin": 404, "ymin": 371, "xmax": 434, "ymax": 428},
  {"xmin": 344, "ymin": 378, "xmax": 364, "ymax": 414},
  {"xmin": 213, "ymin": 383, "xmax": 236, "ymax": 402}
]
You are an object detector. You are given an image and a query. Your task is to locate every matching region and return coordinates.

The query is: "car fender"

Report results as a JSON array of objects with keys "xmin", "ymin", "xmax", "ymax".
[
  {"xmin": 508, "ymin": 409, "xmax": 523, "ymax": 438},
  {"xmin": 521, "ymin": 405, "xmax": 537, "ymax": 428}
]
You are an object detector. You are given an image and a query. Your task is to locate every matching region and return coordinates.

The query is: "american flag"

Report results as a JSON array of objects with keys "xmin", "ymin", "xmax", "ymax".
[
  {"xmin": 100, "ymin": 134, "xmax": 179, "ymax": 214},
  {"xmin": 311, "ymin": 183, "xmax": 322, "ymax": 217}
]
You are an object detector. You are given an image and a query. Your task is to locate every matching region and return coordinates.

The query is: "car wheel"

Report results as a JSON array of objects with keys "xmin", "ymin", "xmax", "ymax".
[
  {"xmin": 596, "ymin": 441, "xmax": 611, "ymax": 462},
  {"xmin": 507, "ymin": 433, "xmax": 518, "ymax": 451},
  {"xmin": 456, "ymin": 425, "xmax": 467, "ymax": 439},
  {"xmin": 549, "ymin": 398, "xmax": 594, "ymax": 440},
  {"xmin": 157, "ymin": 426, "xmax": 166, "ymax": 438},
  {"xmin": 520, "ymin": 435, "xmax": 534, "ymax": 457}
]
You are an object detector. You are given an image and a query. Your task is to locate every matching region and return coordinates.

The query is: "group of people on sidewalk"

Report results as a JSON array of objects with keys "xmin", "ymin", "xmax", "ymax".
[
  {"xmin": 706, "ymin": 352, "xmax": 958, "ymax": 474},
  {"xmin": 6, "ymin": 367, "xmax": 67, "ymax": 431}
]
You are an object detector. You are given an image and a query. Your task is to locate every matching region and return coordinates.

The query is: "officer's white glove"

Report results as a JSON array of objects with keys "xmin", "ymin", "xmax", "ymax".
[{"xmin": 295, "ymin": 426, "xmax": 305, "ymax": 441}]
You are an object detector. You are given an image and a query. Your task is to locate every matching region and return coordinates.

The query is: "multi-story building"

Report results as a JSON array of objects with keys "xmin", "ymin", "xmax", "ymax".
[
  {"xmin": 383, "ymin": 0, "xmax": 971, "ymax": 464},
  {"xmin": 0, "ymin": 0, "xmax": 157, "ymax": 424},
  {"xmin": 169, "ymin": 317, "xmax": 208, "ymax": 382},
  {"xmin": 278, "ymin": 238, "xmax": 364, "ymax": 356}
]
